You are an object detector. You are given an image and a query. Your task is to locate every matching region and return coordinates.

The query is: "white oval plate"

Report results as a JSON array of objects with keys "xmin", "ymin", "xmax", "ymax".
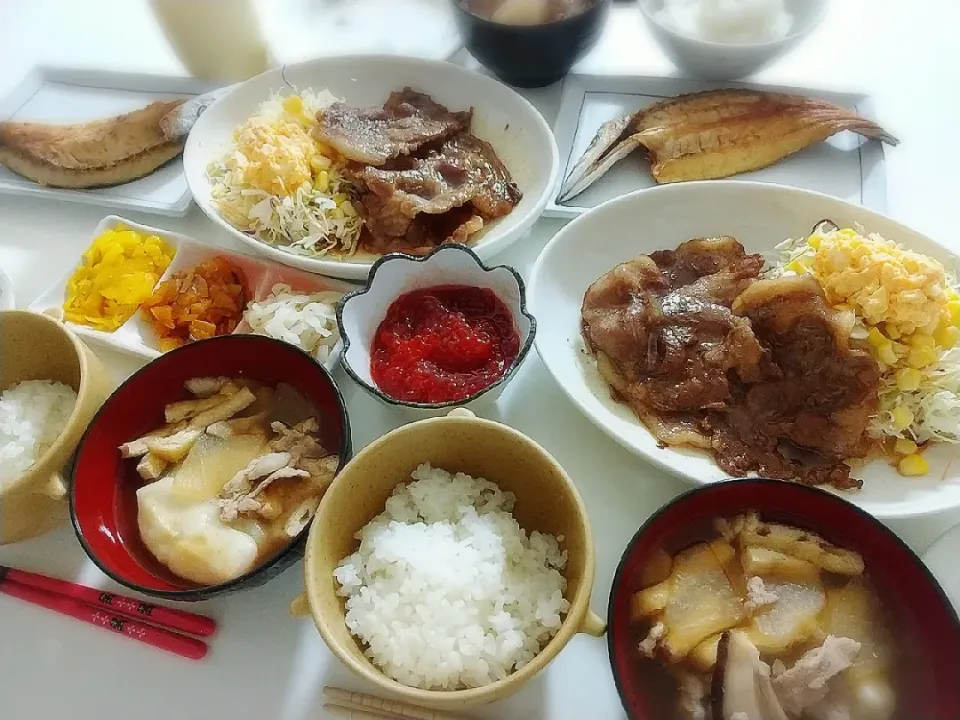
[
  {"xmin": 528, "ymin": 181, "xmax": 960, "ymax": 519},
  {"xmin": 184, "ymin": 55, "xmax": 559, "ymax": 281},
  {"xmin": 256, "ymin": 0, "xmax": 461, "ymax": 64},
  {"xmin": 923, "ymin": 523, "xmax": 960, "ymax": 611}
]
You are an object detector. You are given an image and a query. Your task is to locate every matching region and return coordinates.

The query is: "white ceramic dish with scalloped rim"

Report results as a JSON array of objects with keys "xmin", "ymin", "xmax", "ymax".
[
  {"xmin": 337, "ymin": 244, "xmax": 536, "ymax": 418},
  {"xmin": 183, "ymin": 55, "xmax": 559, "ymax": 281},
  {"xmin": 528, "ymin": 181, "xmax": 960, "ymax": 520},
  {"xmin": 28, "ymin": 215, "xmax": 352, "ymax": 369}
]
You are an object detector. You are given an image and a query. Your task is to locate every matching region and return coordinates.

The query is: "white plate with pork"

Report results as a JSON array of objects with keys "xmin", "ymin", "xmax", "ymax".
[
  {"xmin": 528, "ymin": 181, "xmax": 960, "ymax": 519},
  {"xmin": 184, "ymin": 55, "xmax": 559, "ymax": 280}
]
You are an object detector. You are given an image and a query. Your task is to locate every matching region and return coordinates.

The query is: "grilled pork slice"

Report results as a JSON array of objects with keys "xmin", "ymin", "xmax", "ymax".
[
  {"xmin": 352, "ymin": 132, "xmax": 521, "ymax": 253},
  {"xmin": 314, "ymin": 88, "xmax": 472, "ymax": 166},
  {"xmin": 0, "ymin": 100, "xmax": 185, "ymax": 188}
]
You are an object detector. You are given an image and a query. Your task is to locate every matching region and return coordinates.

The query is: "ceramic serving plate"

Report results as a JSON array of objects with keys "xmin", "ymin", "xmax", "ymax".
[
  {"xmin": 0, "ymin": 67, "xmax": 219, "ymax": 216},
  {"xmin": 28, "ymin": 216, "xmax": 352, "ymax": 369},
  {"xmin": 545, "ymin": 74, "xmax": 889, "ymax": 219},
  {"xmin": 528, "ymin": 181, "xmax": 960, "ymax": 519},
  {"xmin": 183, "ymin": 55, "xmax": 559, "ymax": 281}
]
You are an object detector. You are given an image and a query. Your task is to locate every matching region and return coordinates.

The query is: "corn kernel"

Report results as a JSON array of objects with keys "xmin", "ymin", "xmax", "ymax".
[
  {"xmin": 340, "ymin": 200, "xmax": 357, "ymax": 217},
  {"xmin": 332, "ymin": 193, "xmax": 348, "ymax": 205},
  {"xmin": 935, "ymin": 324, "xmax": 960, "ymax": 349},
  {"xmin": 807, "ymin": 234, "xmax": 822, "ymax": 250},
  {"xmin": 891, "ymin": 406, "xmax": 914, "ymax": 430},
  {"xmin": 895, "ymin": 368, "xmax": 922, "ymax": 392},
  {"xmin": 898, "ymin": 454, "xmax": 929, "ymax": 476},
  {"xmin": 907, "ymin": 345, "xmax": 938, "ymax": 369},
  {"xmin": 314, "ymin": 170, "xmax": 330, "ymax": 193},
  {"xmin": 282, "ymin": 95, "xmax": 304, "ymax": 114},
  {"xmin": 878, "ymin": 344, "xmax": 898, "ymax": 365},
  {"xmin": 908, "ymin": 334, "xmax": 936, "ymax": 348},
  {"xmin": 330, "ymin": 207, "xmax": 345, "ymax": 220},
  {"xmin": 786, "ymin": 259, "xmax": 808, "ymax": 274},
  {"xmin": 895, "ymin": 438, "xmax": 919, "ymax": 455},
  {"xmin": 867, "ymin": 327, "xmax": 888, "ymax": 348},
  {"xmin": 310, "ymin": 154, "xmax": 332, "ymax": 172},
  {"xmin": 948, "ymin": 300, "xmax": 960, "ymax": 327}
]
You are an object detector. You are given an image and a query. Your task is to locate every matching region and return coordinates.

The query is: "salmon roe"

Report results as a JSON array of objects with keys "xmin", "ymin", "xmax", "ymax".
[{"xmin": 370, "ymin": 285, "xmax": 520, "ymax": 404}]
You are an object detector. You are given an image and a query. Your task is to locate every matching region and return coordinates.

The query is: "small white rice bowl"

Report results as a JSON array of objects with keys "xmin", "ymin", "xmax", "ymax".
[
  {"xmin": 333, "ymin": 464, "xmax": 570, "ymax": 690},
  {"xmin": 0, "ymin": 380, "xmax": 77, "ymax": 492}
]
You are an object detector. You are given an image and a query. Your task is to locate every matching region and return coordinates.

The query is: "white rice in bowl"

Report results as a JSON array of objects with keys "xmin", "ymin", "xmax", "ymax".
[
  {"xmin": 0, "ymin": 380, "xmax": 77, "ymax": 492},
  {"xmin": 333, "ymin": 463, "xmax": 570, "ymax": 691}
]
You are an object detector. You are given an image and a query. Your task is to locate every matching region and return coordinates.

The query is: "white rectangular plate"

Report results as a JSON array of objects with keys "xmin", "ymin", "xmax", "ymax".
[
  {"xmin": 546, "ymin": 74, "xmax": 889, "ymax": 219},
  {"xmin": 0, "ymin": 67, "xmax": 222, "ymax": 217},
  {"xmin": 28, "ymin": 215, "xmax": 352, "ymax": 370}
]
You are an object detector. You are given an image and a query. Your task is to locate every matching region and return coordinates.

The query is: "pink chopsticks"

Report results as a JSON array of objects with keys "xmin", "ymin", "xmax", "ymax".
[{"xmin": 0, "ymin": 566, "xmax": 216, "ymax": 660}]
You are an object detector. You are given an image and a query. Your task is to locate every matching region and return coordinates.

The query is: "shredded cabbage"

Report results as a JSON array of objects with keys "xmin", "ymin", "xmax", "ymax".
[
  {"xmin": 771, "ymin": 224, "xmax": 960, "ymax": 445},
  {"xmin": 207, "ymin": 89, "xmax": 364, "ymax": 257},
  {"xmin": 871, "ymin": 346, "xmax": 960, "ymax": 444}
]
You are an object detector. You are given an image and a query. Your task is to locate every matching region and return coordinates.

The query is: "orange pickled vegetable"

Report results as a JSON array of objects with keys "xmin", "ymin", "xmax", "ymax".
[
  {"xmin": 62, "ymin": 226, "xmax": 174, "ymax": 331},
  {"xmin": 141, "ymin": 257, "xmax": 248, "ymax": 351}
]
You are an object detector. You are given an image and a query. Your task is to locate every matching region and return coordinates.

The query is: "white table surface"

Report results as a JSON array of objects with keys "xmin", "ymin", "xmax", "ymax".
[{"xmin": 1, "ymin": 1, "xmax": 959, "ymax": 718}]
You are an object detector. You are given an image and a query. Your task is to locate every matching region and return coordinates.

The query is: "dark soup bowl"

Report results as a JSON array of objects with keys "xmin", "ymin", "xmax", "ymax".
[
  {"xmin": 607, "ymin": 479, "xmax": 960, "ymax": 720},
  {"xmin": 452, "ymin": 0, "xmax": 611, "ymax": 88},
  {"xmin": 70, "ymin": 335, "xmax": 351, "ymax": 602}
]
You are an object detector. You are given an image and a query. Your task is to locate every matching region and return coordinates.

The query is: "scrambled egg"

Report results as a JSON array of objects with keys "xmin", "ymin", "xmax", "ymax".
[
  {"xmin": 227, "ymin": 114, "xmax": 319, "ymax": 197},
  {"xmin": 789, "ymin": 227, "xmax": 959, "ymax": 358},
  {"xmin": 811, "ymin": 228, "xmax": 952, "ymax": 336}
]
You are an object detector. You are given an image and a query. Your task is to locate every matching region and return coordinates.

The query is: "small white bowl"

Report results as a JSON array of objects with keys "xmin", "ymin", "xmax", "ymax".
[
  {"xmin": 637, "ymin": 0, "xmax": 828, "ymax": 80},
  {"xmin": 337, "ymin": 244, "xmax": 535, "ymax": 418}
]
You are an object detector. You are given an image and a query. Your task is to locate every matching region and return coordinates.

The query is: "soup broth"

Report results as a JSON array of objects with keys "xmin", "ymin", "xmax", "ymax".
[
  {"xmin": 461, "ymin": 0, "xmax": 593, "ymax": 25},
  {"xmin": 119, "ymin": 376, "xmax": 339, "ymax": 586},
  {"xmin": 627, "ymin": 512, "xmax": 902, "ymax": 720}
]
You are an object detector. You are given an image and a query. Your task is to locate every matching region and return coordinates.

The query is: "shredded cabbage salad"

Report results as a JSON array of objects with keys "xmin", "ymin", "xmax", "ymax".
[
  {"xmin": 871, "ymin": 346, "xmax": 960, "ymax": 444},
  {"xmin": 207, "ymin": 89, "xmax": 364, "ymax": 257},
  {"xmin": 771, "ymin": 224, "xmax": 960, "ymax": 446}
]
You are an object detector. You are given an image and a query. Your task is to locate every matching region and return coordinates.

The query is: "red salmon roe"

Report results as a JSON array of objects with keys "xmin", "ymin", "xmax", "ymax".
[{"xmin": 370, "ymin": 285, "xmax": 521, "ymax": 404}]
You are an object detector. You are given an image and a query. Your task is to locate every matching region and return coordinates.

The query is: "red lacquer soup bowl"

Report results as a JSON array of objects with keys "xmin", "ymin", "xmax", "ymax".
[
  {"xmin": 70, "ymin": 335, "xmax": 351, "ymax": 601},
  {"xmin": 607, "ymin": 479, "xmax": 960, "ymax": 720}
]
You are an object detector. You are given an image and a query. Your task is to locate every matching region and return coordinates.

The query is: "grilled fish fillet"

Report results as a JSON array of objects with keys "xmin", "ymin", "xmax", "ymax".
[
  {"xmin": 0, "ymin": 100, "xmax": 186, "ymax": 189},
  {"xmin": 558, "ymin": 90, "xmax": 898, "ymax": 201}
]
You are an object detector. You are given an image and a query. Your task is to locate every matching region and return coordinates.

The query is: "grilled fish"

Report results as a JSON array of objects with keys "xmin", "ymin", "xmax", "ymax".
[
  {"xmin": 558, "ymin": 90, "xmax": 899, "ymax": 201},
  {"xmin": 0, "ymin": 100, "xmax": 186, "ymax": 189}
]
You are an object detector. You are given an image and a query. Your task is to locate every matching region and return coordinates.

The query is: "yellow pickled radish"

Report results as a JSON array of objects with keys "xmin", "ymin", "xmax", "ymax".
[{"xmin": 62, "ymin": 226, "xmax": 174, "ymax": 331}]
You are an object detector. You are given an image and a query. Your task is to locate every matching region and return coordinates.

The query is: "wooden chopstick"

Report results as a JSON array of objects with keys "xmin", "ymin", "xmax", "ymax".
[
  {"xmin": 0, "ymin": 565, "xmax": 217, "ymax": 636},
  {"xmin": 323, "ymin": 687, "xmax": 468, "ymax": 720},
  {"xmin": 325, "ymin": 704, "xmax": 397, "ymax": 720}
]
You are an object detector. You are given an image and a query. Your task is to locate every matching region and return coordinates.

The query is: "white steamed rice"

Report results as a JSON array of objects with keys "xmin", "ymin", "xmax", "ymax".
[
  {"xmin": 0, "ymin": 380, "xmax": 77, "ymax": 492},
  {"xmin": 333, "ymin": 464, "xmax": 570, "ymax": 690}
]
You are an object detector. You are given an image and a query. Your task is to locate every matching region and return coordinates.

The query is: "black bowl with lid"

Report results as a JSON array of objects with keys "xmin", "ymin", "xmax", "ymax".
[{"xmin": 451, "ymin": 0, "xmax": 611, "ymax": 88}]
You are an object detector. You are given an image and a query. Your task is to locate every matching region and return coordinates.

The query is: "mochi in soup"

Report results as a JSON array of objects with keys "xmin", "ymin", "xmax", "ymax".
[{"xmin": 121, "ymin": 376, "xmax": 339, "ymax": 585}]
